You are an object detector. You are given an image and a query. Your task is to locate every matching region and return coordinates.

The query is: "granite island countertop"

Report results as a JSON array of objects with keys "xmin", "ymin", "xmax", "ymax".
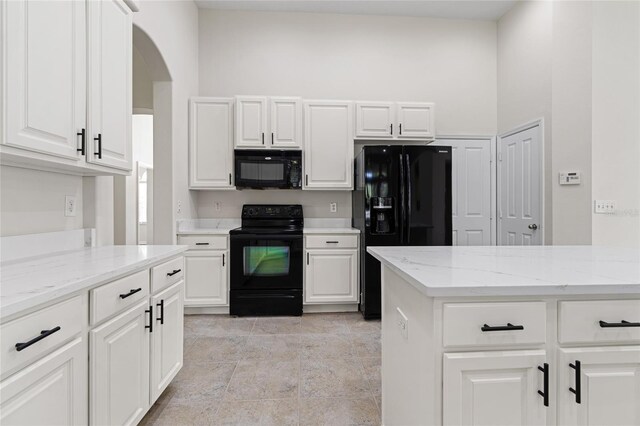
[
  {"xmin": 367, "ymin": 245, "xmax": 640, "ymax": 297},
  {"xmin": 0, "ymin": 245, "xmax": 187, "ymax": 321}
]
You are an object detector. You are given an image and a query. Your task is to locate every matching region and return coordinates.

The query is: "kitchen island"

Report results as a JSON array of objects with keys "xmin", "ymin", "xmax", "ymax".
[{"xmin": 367, "ymin": 246, "xmax": 640, "ymax": 426}]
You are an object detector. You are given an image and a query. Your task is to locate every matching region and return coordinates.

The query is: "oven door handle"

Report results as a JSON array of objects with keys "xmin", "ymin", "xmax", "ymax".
[
  {"xmin": 231, "ymin": 234, "xmax": 302, "ymax": 241},
  {"xmin": 235, "ymin": 294, "xmax": 297, "ymax": 299}
]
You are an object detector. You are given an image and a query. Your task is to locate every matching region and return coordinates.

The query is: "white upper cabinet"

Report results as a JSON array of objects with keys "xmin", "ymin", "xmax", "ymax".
[
  {"xmin": 355, "ymin": 102, "xmax": 435, "ymax": 140},
  {"xmin": 355, "ymin": 102, "xmax": 394, "ymax": 138},
  {"xmin": 270, "ymin": 97, "xmax": 303, "ymax": 148},
  {"xmin": 235, "ymin": 96, "xmax": 302, "ymax": 149},
  {"xmin": 3, "ymin": 0, "xmax": 86, "ymax": 160},
  {"xmin": 2, "ymin": 0, "xmax": 134, "ymax": 175},
  {"xmin": 396, "ymin": 102, "xmax": 435, "ymax": 139},
  {"xmin": 86, "ymin": 0, "xmax": 132, "ymax": 171},
  {"xmin": 303, "ymin": 100, "xmax": 354, "ymax": 190},
  {"xmin": 235, "ymin": 96, "xmax": 268, "ymax": 148},
  {"xmin": 189, "ymin": 98, "xmax": 235, "ymax": 189}
]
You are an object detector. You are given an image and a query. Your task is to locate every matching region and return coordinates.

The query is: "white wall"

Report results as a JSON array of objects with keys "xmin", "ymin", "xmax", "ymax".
[
  {"xmin": 497, "ymin": 1, "xmax": 553, "ymax": 242},
  {"xmin": 197, "ymin": 9, "xmax": 497, "ymax": 219},
  {"xmin": 0, "ymin": 166, "xmax": 83, "ymax": 236},
  {"xmin": 133, "ymin": 46, "xmax": 153, "ymax": 112},
  {"xmin": 551, "ymin": 1, "xmax": 592, "ymax": 245},
  {"xmin": 592, "ymin": 1, "xmax": 640, "ymax": 247}
]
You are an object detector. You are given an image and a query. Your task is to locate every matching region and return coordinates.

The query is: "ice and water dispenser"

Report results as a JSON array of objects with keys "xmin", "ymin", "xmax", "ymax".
[{"xmin": 370, "ymin": 196, "xmax": 395, "ymax": 234}]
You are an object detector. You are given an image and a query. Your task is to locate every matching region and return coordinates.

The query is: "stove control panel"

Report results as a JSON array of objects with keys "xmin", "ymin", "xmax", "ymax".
[{"xmin": 242, "ymin": 204, "xmax": 303, "ymax": 219}]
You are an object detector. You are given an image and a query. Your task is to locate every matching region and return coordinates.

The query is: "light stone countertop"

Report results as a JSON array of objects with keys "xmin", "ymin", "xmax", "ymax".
[
  {"xmin": 0, "ymin": 245, "xmax": 187, "ymax": 321},
  {"xmin": 177, "ymin": 218, "xmax": 359, "ymax": 235},
  {"xmin": 367, "ymin": 245, "xmax": 640, "ymax": 297}
]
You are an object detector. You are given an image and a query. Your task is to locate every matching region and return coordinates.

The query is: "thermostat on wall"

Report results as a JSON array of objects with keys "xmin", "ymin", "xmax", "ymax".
[{"xmin": 559, "ymin": 171, "xmax": 581, "ymax": 185}]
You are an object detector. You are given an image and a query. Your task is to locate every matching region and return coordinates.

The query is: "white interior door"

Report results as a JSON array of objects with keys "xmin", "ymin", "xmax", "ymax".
[
  {"xmin": 437, "ymin": 139, "xmax": 493, "ymax": 245},
  {"xmin": 498, "ymin": 126, "xmax": 542, "ymax": 245}
]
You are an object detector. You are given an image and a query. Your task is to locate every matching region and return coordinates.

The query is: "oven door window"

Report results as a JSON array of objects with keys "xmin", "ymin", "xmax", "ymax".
[
  {"xmin": 243, "ymin": 246, "xmax": 290, "ymax": 276},
  {"xmin": 239, "ymin": 161, "xmax": 285, "ymax": 182}
]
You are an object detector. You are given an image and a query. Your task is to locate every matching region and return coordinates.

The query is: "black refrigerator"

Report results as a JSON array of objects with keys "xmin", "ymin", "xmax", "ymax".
[{"xmin": 352, "ymin": 145, "xmax": 452, "ymax": 319}]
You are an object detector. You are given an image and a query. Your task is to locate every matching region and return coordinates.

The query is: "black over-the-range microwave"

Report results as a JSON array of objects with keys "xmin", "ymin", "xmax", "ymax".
[{"xmin": 234, "ymin": 149, "xmax": 302, "ymax": 189}]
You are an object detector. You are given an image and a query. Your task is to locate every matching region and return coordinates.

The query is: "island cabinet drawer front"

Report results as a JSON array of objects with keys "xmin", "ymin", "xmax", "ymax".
[
  {"xmin": 443, "ymin": 302, "xmax": 547, "ymax": 348},
  {"xmin": 559, "ymin": 300, "xmax": 640, "ymax": 344},
  {"xmin": 151, "ymin": 256, "xmax": 184, "ymax": 293},
  {"xmin": 305, "ymin": 235, "xmax": 358, "ymax": 249},
  {"xmin": 177, "ymin": 235, "xmax": 228, "ymax": 250},
  {"xmin": 90, "ymin": 270, "xmax": 149, "ymax": 325},
  {"xmin": 0, "ymin": 295, "xmax": 83, "ymax": 377}
]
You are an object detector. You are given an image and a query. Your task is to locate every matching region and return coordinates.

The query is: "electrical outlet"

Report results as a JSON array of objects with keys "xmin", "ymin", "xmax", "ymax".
[
  {"xmin": 329, "ymin": 202, "xmax": 337, "ymax": 213},
  {"xmin": 396, "ymin": 307, "xmax": 408, "ymax": 340},
  {"xmin": 214, "ymin": 201, "xmax": 221, "ymax": 211},
  {"xmin": 594, "ymin": 200, "xmax": 616, "ymax": 214},
  {"xmin": 65, "ymin": 196, "xmax": 77, "ymax": 217},
  {"xmin": 177, "ymin": 200, "xmax": 182, "ymax": 214}
]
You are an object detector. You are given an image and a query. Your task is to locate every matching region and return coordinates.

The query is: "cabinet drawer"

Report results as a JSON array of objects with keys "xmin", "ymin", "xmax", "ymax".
[
  {"xmin": 151, "ymin": 256, "xmax": 184, "ymax": 293},
  {"xmin": 305, "ymin": 235, "xmax": 358, "ymax": 249},
  {"xmin": 1, "ymin": 295, "xmax": 83, "ymax": 377},
  {"xmin": 559, "ymin": 300, "xmax": 640, "ymax": 344},
  {"xmin": 177, "ymin": 235, "xmax": 228, "ymax": 250},
  {"xmin": 90, "ymin": 270, "xmax": 149, "ymax": 325},
  {"xmin": 443, "ymin": 302, "xmax": 546, "ymax": 348}
]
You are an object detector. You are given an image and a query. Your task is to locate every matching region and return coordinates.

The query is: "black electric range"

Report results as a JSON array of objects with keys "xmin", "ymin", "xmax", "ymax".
[{"xmin": 229, "ymin": 205, "xmax": 303, "ymax": 316}]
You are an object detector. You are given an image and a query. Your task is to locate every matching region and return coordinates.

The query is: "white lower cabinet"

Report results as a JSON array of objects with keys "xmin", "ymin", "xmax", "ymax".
[
  {"xmin": 443, "ymin": 350, "xmax": 548, "ymax": 426},
  {"xmin": 90, "ymin": 299, "xmax": 150, "ymax": 426},
  {"xmin": 150, "ymin": 280, "xmax": 184, "ymax": 401},
  {"xmin": 183, "ymin": 250, "xmax": 228, "ymax": 307},
  {"xmin": 304, "ymin": 234, "xmax": 359, "ymax": 304},
  {"xmin": 305, "ymin": 249, "xmax": 358, "ymax": 304},
  {"xmin": 0, "ymin": 337, "xmax": 87, "ymax": 426},
  {"xmin": 557, "ymin": 346, "xmax": 640, "ymax": 426}
]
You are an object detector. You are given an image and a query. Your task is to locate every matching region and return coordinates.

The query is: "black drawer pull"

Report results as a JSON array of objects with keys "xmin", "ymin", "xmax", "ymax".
[
  {"xmin": 537, "ymin": 363, "xmax": 549, "ymax": 407},
  {"xmin": 145, "ymin": 306, "xmax": 153, "ymax": 333},
  {"xmin": 569, "ymin": 360, "xmax": 581, "ymax": 404},
  {"xmin": 599, "ymin": 320, "xmax": 640, "ymax": 328},
  {"xmin": 195, "ymin": 242, "xmax": 209, "ymax": 246},
  {"xmin": 481, "ymin": 323, "xmax": 524, "ymax": 332},
  {"xmin": 157, "ymin": 300, "xmax": 164, "ymax": 325},
  {"xmin": 325, "ymin": 241, "xmax": 339, "ymax": 244},
  {"xmin": 94, "ymin": 133, "xmax": 102, "ymax": 159},
  {"xmin": 166, "ymin": 269, "xmax": 181, "ymax": 277},
  {"xmin": 119, "ymin": 288, "xmax": 142, "ymax": 299},
  {"xmin": 77, "ymin": 128, "xmax": 86, "ymax": 155},
  {"xmin": 15, "ymin": 326, "xmax": 61, "ymax": 352}
]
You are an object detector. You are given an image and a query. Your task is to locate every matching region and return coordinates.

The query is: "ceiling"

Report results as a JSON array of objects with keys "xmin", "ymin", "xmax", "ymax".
[{"xmin": 194, "ymin": 0, "xmax": 519, "ymax": 21}]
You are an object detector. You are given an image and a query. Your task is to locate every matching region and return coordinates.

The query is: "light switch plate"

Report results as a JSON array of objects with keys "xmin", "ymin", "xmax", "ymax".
[{"xmin": 594, "ymin": 200, "xmax": 616, "ymax": 214}]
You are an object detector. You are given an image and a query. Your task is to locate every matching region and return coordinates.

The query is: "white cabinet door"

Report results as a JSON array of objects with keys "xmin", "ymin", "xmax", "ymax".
[
  {"xmin": 396, "ymin": 102, "xmax": 434, "ymax": 139},
  {"xmin": 87, "ymin": 0, "xmax": 132, "ymax": 171},
  {"xmin": 303, "ymin": 101, "xmax": 354, "ymax": 189},
  {"xmin": 184, "ymin": 250, "xmax": 228, "ymax": 306},
  {"xmin": 0, "ymin": 338, "xmax": 87, "ymax": 426},
  {"xmin": 90, "ymin": 300, "xmax": 150, "ymax": 426},
  {"xmin": 437, "ymin": 139, "xmax": 493, "ymax": 246},
  {"xmin": 189, "ymin": 98, "xmax": 235, "ymax": 189},
  {"xmin": 235, "ymin": 96, "xmax": 268, "ymax": 148},
  {"xmin": 355, "ymin": 102, "xmax": 395, "ymax": 138},
  {"xmin": 443, "ymin": 350, "xmax": 548, "ymax": 426},
  {"xmin": 150, "ymin": 280, "xmax": 184, "ymax": 403},
  {"xmin": 270, "ymin": 97, "xmax": 302, "ymax": 148},
  {"xmin": 3, "ymin": 0, "xmax": 85, "ymax": 160},
  {"xmin": 305, "ymin": 249, "xmax": 358, "ymax": 304},
  {"xmin": 558, "ymin": 346, "xmax": 640, "ymax": 426}
]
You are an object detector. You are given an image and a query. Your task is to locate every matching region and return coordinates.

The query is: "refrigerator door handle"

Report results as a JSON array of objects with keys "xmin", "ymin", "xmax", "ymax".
[
  {"xmin": 405, "ymin": 153, "xmax": 412, "ymax": 243},
  {"xmin": 399, "ymin": 154, "xmax": 406, "ymax": 244}
]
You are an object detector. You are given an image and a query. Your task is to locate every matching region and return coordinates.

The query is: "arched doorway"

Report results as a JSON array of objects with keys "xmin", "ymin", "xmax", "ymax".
[{"xmin": 114, "ymin": 25, "xmax": 174, "ymax": 245}]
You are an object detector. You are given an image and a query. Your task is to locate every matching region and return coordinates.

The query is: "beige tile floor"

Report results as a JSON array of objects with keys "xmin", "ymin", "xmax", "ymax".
[{"xmin": 140, "ymin": 313, "xmax": 381, "ymax": 426}]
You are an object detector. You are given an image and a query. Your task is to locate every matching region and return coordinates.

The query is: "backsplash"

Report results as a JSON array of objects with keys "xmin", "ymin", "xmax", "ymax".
[{"xmin": 195, "ymin": 190, "xmax": 352, "ymax": 218}]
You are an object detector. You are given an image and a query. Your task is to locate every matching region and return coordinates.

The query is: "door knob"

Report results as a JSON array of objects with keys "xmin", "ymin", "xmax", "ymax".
[{"xmin": 528, "ymin": 224, "xmax": 538, "ymax": 230}]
